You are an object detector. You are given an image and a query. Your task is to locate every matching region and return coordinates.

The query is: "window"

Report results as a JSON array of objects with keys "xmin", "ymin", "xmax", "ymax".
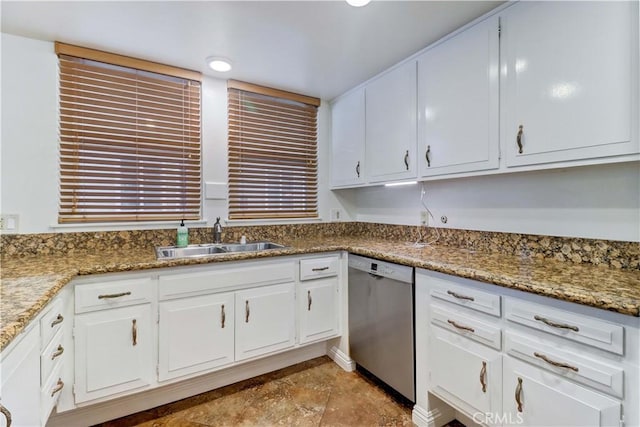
[
  {"xmin": 227, "ymin": 80, "xmax": 320, "ymax": 220},
  {"xmin": 56, "ymin": 42, "xmax": 202, "ymax": 223}
]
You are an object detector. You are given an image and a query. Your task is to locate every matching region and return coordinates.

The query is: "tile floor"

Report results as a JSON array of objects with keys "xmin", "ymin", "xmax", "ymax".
[{"xmin": 94, "ymin": 356, "xmax": 428, "ymax": 427}]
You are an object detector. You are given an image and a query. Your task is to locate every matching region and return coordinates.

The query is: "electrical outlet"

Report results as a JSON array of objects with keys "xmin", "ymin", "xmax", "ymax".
[
  {"xmin": 330, "ymin": 208, "xmax": 343, "ymax": 221},
  {"xmin": 1, "ymin": 214, "xmax": 20, "ymax": 233},
  {"xmin": 420, "ymin": 211, "xmax": 429, "ymax": 225}
]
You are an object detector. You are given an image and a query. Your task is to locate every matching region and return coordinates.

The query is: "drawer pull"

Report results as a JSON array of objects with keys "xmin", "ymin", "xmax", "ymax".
[
  {"xmin": 308, "ymin": 290, "xmax": 312, "ymax": 311},
  {"xmin": 446, "ymin": 290, "xmax": 475, "ymax": 301},
  {"xmin": 311, "ymin": 266, "xmax": 329, "ymax": 272},
  {"xmin": 98, "ymin": 291, "xmax": 132, "ymax": 299},
  {"xmin": 533, "ymin": 352, "xmax": 579, "ymax": 372},
  {"xmin": 447, "ymin": 319, "xmax": 475, "ymax": 333},
  {"xmin": 51, "ymin": 314, "xmax": 64, "ymax": 327},
  {"xmin": 51, "ymin": 344, "xmax": 64, "ymax": 360},
  {"xmin": 533, "ymin": 315, "xmax": 579, "ymax": 332},
  {"xmin": 516, "ymin": 125, "xmax": 524, "ymax": 154},
  {"xmin": 221, "ymin": 304, "xmax": 226, "ymax": 329},
  {"xmin": 132, "ymin": 319, "xmax": 137, "ymax": 346},
  {"xmin": 479, "ymin": 361, "xmax": 487, "ymax": 393},
  {"xmin": 245, "ymin": 300, "xmax": 250, "ymax": 323},
  {"xmin": 0, "ymin": 403, "xmax": 12, "ymax": 427},
  {"xmin": 515, "ymin": 377, "xmax": 523, "ymax": 412},
  {"xmin": 51, "ymin": 378, "xmax": 64, "ymax": 397}
]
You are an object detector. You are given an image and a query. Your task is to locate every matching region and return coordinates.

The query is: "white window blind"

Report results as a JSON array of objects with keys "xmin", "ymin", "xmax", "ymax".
[
  {"xmin": 56, "ymin": 42, "xmax": 202, "ymax": 223},
  {"xmin": 227, "ymin": 80, "xmax": 320, "ymax": 220}
]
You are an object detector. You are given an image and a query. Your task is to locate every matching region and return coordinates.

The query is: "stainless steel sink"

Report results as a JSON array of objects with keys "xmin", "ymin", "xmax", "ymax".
[
  {"xmin": 155, "ymin": 241, "xmax": 287, "ymax": 260},
  {"xmin": 155, "ymin": 244, "xmax": 228, "ymax": 260},
  {"xmin": 219, "ymin": 242, "xmax": 286, "ymax": 252}
]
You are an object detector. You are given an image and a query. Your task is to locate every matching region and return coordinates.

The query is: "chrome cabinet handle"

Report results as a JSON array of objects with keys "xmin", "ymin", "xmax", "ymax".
[
  {"xmin": 132, "ymin": 319, "xmax": 137, "ymax": 346},
  {"xmin": 447, "ymin": 319, "xmax": 475, "ymax": 333},
  {"xmin": 0, "ymin": 403, "xmax": 12, "ymax": 427},
  {"xmin": 51, "ymin": 378, "xmax": 64, "ymax": 397},
  {"xmin": 516, "ymin": 125, "xmax": 523, "ymax": 154},
  {"xmin": 446, "ymin": 290, "xmax": 475, "ymax": 301},
  {"xmin": 51, "ymin": 344, "xmax": 64, "ymax": 360},
  {"xmin": 245, "ymin": 300, "xmax": 250, "ymax": 323},
  {"xmin": 356, "ymin": 161, "xmax": 361, "ymax": 178},
  {"xmin": 404, "ymin": 150, "xmax": 409, "ymax": 170},
  {"xmin": 312, "ymin": 266, "xmax": 329, "ymax": 272},
  {"xmin": 51, "ymin": 314, "xmax": 64, "ymax": 327},
  {"xmin": 307, "ymin": 290, "xmax": 312, "ymax": 311},
  {"xmin": 533, "ymin": 315, "xmax": 579, "ymax": 332},
  {"xmin": 425, "ymin": 145, "xmax": 431, "ymax": 167},
  {"xmin": 479, "ymin": 361, "xmax": 487, "ymax": 393},
  {"xmin": 98, "ymin": 291, "xmax": 131, "ymax": 299},
  {"xmin": 221, "ymin": 304, "xmax": 226, "ymax": 329},
  {"xmin": 515, "ymin": 377, "xmax": 523, "ymax": 412},
  {"xmin": 534, "ymin": 352, "xmax": 579, "ymax": 372}
]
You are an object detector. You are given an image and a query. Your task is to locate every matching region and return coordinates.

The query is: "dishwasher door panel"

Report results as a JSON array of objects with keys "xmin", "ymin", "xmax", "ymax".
[{"xmin": 348, "ymin": 267, "xmax": 415, "ymax": 402}]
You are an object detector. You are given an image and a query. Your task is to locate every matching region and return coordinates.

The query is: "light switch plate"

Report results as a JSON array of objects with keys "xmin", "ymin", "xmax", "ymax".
[
  {"xmin": 205, "ymin": 182, "xmax": 227, "ymax": 200},
  {"xmin": 1, "ymin": 214, "xmax": 20, "ymax": 233}
]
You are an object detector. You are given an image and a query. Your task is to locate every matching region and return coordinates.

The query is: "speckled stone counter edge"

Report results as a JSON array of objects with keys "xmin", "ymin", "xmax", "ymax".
[{"xmin": 2, "ymin": 222, "xmax": 638, "ymax": 269}]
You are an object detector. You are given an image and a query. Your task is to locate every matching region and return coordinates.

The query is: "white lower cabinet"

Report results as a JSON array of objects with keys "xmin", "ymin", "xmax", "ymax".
[
  {"xmin": 158, "ymin": 292, "xmax": 234, "ymax": 381},
  {"xmin": 235, "ymin": 282, "xmax": 296, "ymax": 361},
  {"xmin": 0, "ymin": 324, "xmax": 41, "ymax": 427},
  {"xmin": 429, "ymin": 326, "xmax": 502, "ymax": 422},
  {"xmin": 415, "ymin": 269, "xmax": 637, "ymax": 427},
  {"xmin": 298, "ymin": 277, "xmax": 339, "ymax": 344},
  {"xmin": 74, "ymin": 304, "xmax": 154, "ymax": 403},
  {"xmin": 502, "ymin": 357, "xmax": 621, "ymax": 427}
]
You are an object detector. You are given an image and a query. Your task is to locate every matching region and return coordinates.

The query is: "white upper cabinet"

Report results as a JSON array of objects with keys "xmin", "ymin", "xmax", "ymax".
[
  {"xmin": 331, "ymin": 87, "xmax": 366, "ymax": 187},
  {"xmin": 417, "ymin": 16, "xmax": 499, "ymax": 177},
  {"xmin": 501, "ymin": 1, "xmax": 639, "ymax": 167},
  {"xmin": 365, "ymin": 60, "xmax": 417, "ymax": 183}
]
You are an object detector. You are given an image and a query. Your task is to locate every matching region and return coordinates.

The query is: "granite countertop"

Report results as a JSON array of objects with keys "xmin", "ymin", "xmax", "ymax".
[{"xmin": 2, "ymin": 237, "xmax": 639, "ymax": 351}]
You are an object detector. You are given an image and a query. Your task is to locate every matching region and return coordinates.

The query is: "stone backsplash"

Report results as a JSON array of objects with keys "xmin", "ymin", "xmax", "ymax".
[{"xmin": 1, "ymin": 222, "xmax": 638, "ymax": 270}]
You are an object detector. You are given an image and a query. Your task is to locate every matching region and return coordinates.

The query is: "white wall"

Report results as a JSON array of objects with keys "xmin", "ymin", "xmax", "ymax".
[
  {"xmin": 0, "ymin": 33, "xmax": 346, "ymax": 234},
  {"xmin": 347, "ymin": 162, "xmax": 640, "ymax": 242}
]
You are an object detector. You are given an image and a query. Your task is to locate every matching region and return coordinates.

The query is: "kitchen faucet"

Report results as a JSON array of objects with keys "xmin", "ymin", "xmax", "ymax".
[{"xmin": 213, "ymin": 217, "xmax": 223, "ymax": 243}]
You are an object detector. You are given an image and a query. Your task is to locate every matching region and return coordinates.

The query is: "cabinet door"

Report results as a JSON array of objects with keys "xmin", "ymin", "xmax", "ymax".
[
  {"xmin": 366, "ymin": 61, "xmax": 417, "ymax": 182},
  {"xmin": 74, "ymin": 304, "xmax": 153, "ymax": 403},
  {"xmin": 235, "ymin": 283, "xmax": 295, "ymax": 361},
  {"xmin": 503, "ymin": 356, "xmax": 621, "ymax": 427},
  {"xmin": 299, "ymin": 277, "xmax": 339, "ymax": 344},
  {"xmin": 158, "ymin": 292, "xmax": 234, "ymax": 381},
  {"xmin": 0, "ymin": 325, "xmax": 41, "ymax": 427},
  {"xmin": 418, "ymin": 16, "xmax": 499, "ymax": 177},
  {"xmin": 429, "ymin": 325, "xmax": 502, "ymax": 420},
  {"xmin": 331, "ymin": 88, "xmax": 366, "ymax": 187},
  {"xmin": 501, "ymin": 1, "xmax": 638, "ymax": 167}
]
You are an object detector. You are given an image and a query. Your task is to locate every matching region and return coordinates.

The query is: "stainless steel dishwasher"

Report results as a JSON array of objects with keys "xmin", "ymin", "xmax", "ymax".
[{"xmin": 348, "ymin": 254, "xmax": 415, "ymax": 402}]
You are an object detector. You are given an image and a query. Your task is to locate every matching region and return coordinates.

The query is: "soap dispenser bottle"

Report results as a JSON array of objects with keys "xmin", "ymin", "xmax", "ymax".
[{"xmin": 177, "ymin": 219, "xmax": 189, "ymax": 247}]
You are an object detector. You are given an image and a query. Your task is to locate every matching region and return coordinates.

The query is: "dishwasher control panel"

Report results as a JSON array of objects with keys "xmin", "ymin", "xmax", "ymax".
[{"xmin": 348, "ymin": 254, "xmax": 413, "ymax": 283}]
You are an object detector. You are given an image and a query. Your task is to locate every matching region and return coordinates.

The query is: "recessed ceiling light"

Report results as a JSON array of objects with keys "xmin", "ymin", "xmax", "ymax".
[
  {"xmin": 206, "ymin": 57, "xmax": 232, "ymax": 72},
  {"xmin": 346, "ymin": 0, "xmax": 371, "ymax": 7}
]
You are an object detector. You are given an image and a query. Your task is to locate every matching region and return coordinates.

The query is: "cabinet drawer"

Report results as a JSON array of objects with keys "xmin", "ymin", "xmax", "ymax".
[
  {"xmin": 505, "ymin": 298, "xmax": 624, "ymax": 355},
  {"xmin": 40, "ymin": 362, "xmax": 64, "ymax": 425},
  {"xmin": 75, "ymin": 278, "xmax": 154, "ymax": 313},
  {"xmin": 431, "ymin": 303, "xmax": 501, "ymax": 350},
  {"xmin": 40, "ymin": 329, "xmax": 64, "ymax": 385},
  {"xmin": 430, "ymin": 278, "xmax": 501, "ymax": 317},
  {"xmin": 40, "ymin": 298, "xmax": 64, "ymax": 348},
  {"xmin": 159, "ymin": 261, "xmax": 295, "ymax": 300},
  {"xmin": 299, "ymin": 256, "xmax": 339, "ymax": 280},
  {"xmin": 505, "ymin": 331, "xmax": 624, "ymax": 399}
]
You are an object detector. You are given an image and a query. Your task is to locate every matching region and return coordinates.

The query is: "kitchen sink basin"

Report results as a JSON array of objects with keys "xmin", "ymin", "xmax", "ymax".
[
  {"xmin": 219, "ymin": 242, "xmax": 286, "ymax": 252},
  {"xmin": 155, "ymin": 241, "xmax": 287, "ymax": 260}
]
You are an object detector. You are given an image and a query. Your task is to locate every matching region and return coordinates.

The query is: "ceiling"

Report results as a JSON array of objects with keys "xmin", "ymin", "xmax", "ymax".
[{"xmin": 1, "ymin": 0, "xmax": 503, "ymax": 101}]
